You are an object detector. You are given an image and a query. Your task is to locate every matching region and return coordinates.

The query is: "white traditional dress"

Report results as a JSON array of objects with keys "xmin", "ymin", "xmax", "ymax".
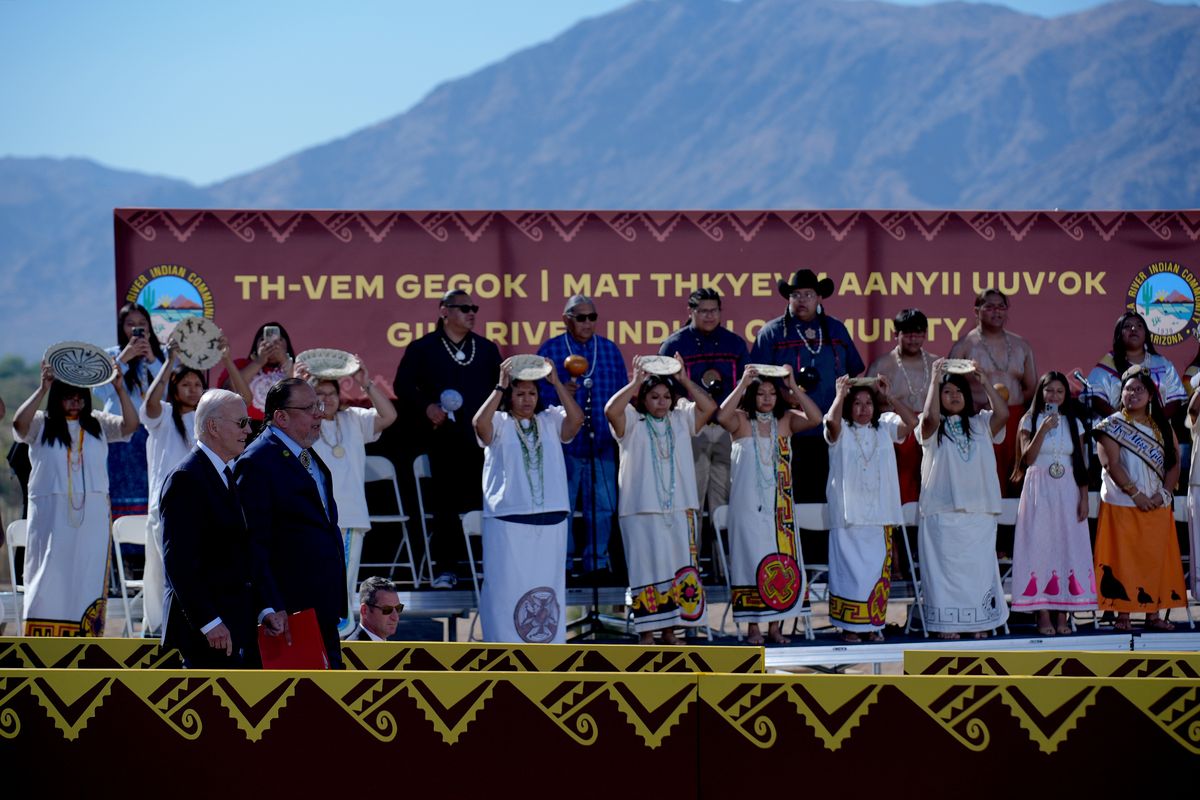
[
  {"xmin": 727, "ymin": 416, "xmax": 803, "ymax": 626},
  {"xmin": 16, "ymin": 411, "xmax": 131, "ymax": 636},
  {"xmin": 313, "ymin": 406, "xmax": 382, "ymax": 632},
  {"xmin": 140, "ymin": 400, "xmax": 196, "ymax": 634},
  {"xmin": 1010, "ymin": 415, "xmax": 1097, "ymax": 613},
  {"xmin": 614, "ymin": 401, "xmax": 707, "ymax": 633},
  {"xmin": 478, "ymin": 407, "xmax": 571, "ymax": 643},
  {"xmin": 825, "ymin": 413, "xmax": 905, "ymax": 633},
  {"xmin": 916, "ymin": 410, "xmax": 1010, "ymax": 634}
]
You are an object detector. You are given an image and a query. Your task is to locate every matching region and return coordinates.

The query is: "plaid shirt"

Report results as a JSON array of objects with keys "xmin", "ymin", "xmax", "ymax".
[{"xmin": 537, "ymin": 333, "xmax": 627, "ymax": 458}]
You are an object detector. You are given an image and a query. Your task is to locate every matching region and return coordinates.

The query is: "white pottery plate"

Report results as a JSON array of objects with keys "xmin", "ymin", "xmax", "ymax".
[
  {"xmin": 509, "ymin": 354, "xmax": 552, "ymax": 381},
  {"xmin": 748, "ymin": 363, "xmax": 789, "ymax": 378},
  {"xmin": 641, "ymin": 355, "xmax": 682, "ymax": 376},
  {"xmin": 168, "ymin": 317, "xmax": 225, "ymax": 370},
  {"xmin": 44, "ymin": 341, "xmax": 116, "ymax": 388},
  {"xmin": 296, "ymin": 348, "xmax": 360, "ymax": 379},
  {"xmin": 943, "ymin": 358, "xmax": 975, "ymax": 375}
]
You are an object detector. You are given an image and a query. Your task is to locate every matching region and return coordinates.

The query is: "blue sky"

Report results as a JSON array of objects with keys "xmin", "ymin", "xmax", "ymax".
[{"xmin": 2, "ymin": 0, "xmax": 1194, "ymax": 185}]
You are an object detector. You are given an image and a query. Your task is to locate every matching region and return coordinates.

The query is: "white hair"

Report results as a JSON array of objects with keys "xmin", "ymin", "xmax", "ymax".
[{"xmin": 194, "ymin": 389, "xmax": 244, "ymax": 442}]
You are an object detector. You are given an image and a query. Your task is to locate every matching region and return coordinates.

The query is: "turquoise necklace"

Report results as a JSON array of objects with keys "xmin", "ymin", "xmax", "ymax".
[
  {"xmin": 945, "ymin": 416, "xmax": 973, "ymax": 462},
  {"xmin": 750, "ymin": 412, "xmax": 778, "ymax": 512},
  {"xmin": 645, "ymin": 414, "xmax": 676, "ymax": 511},
  {"xmin": 514, "ymin": 415, "xmax": 545, "ymax": 507}
]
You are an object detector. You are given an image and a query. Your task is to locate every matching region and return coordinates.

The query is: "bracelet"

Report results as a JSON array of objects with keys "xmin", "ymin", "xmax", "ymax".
[
  {"xmin": 494, "ymin": 384, "xmax": 505, "ymax": 393},
  {"xmin": 1121, "ymin": 481, "xmax": 1137, "ymax": 494},
  {"xmin": 1160, "ymin": 488, "xmax": 1172, "ymax": 506}
]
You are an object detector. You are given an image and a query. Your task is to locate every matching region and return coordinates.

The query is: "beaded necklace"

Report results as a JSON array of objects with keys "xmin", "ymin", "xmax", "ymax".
[
  {"xmin": 944, "ymin": 416, "xmax": 973, "ymax": 462},
  {"xmin": 750, "ymin": 412, "xmax": 779, "ymax": 512},
  {"xmin": 441, "ymin": 333, "xmax": 476, "ymax": 366},
  {"xmin": 849, "ymin": 422, "xmax": 881, "ymax": 497},
  {"xmin": 980, "ymin": 332, "xmax": 1013, "ymax": 373},
  {"xmin": 1120, "ymin": 408, "xmax": 1162, "ymax": 444},
  {"xmin": 66, "ymin": 422, "xmax": 86, "ymax": 527},
  {"xmin": 514, "ymin": 415, "xmax": 545, "ymax": 507},
  {"xmin": 319, "ymin": 415, "xmax": 345, "ymax": 458},
  {"xmin": 794, "ymin": 316, "xmax": 823, "ymax": 355},
  {"xmin": 645, "ymin": 414, "xmax": 676, "ymax": 511},
  {"xmin": 893, "ymin": 349, "xmax": 932, "ymax": 409}
]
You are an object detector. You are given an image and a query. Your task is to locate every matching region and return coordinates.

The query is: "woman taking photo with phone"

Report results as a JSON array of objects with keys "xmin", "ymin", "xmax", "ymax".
[
  {"xmin": 218, "ymin": 322, "xmax": 295, "ymax": 424},
  {"xmin": 93, "ymin": 302, "xmax": 164, "ymax": 520},
  {"xmin": 1009, "ymin": 371, "xmax": 1095, "ymax": 636}
]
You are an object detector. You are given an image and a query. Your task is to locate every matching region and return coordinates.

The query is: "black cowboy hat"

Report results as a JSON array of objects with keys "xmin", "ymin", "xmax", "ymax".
[{"xmin": 777, "ymin": 268, "xmax": 835, "ymax": 300}]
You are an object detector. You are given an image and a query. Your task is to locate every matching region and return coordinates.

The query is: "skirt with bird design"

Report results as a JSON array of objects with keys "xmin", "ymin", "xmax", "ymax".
[{"xmin": 1094, "ymin": 503, "xmax": 1186, "ymax": 614}]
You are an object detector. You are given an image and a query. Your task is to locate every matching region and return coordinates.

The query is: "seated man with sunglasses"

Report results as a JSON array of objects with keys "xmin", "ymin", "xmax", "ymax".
[
  {"xmin": 390, "ymin": 289, "xmax": 501, "ymax": 589},
  {"xmin": 537, "ymin": 294, "xmax": 628, "ymax": 580},
  {"xmin": 354, "ymin": 576, "xmax": 404, "ymax": 641}
]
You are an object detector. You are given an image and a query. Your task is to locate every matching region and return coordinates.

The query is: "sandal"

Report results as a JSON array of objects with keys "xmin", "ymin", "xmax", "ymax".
[
  {"xmin": 840, "ymin": 632, "xmax": 862, "ymax": 643},
  {"xmin": 867, "ymin": 632, "xmax": 885, "ymax": 643},
  {"xmin": 1037, "ymin": 625, "xmax": 1056, "ymax": 637},
  {"xmin": 1144, "ymin": 617, "xmax": 1175, "ymax": 632},
  {"xmin": 1113, "ymin": 616, "xmax": 1133, "ymax": 632},
  {"xmin": 937, "ymin": 632, "xmax": 960, "ymax": 641}
]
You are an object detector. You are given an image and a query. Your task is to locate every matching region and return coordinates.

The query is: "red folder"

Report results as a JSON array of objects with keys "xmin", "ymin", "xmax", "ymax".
[{"xmin": 258, "ymin": 608, "xmax": 330, "ymax": 670}]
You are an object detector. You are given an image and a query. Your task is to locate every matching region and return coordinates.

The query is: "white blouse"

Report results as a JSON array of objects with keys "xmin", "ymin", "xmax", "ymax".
[
  {"xmin": 17, "ymin": 411, "xmax": 130, "ymax": 497},
  {"xmin": 825, "ymin": 412, "xmax": 905, "ymax": 527},
  {"xmin": 480, "ymin": 407, "xmax": 570, "ymax": 518},
  {"xmin": 916, "ymin": 410, "xmax": 1004, "ymax": 516},
  {"xmin": 613, "ymin": 401, "xmax": 699, "ymax": 516},
  {"xmin": 313, "ymin": 407, "xmax": 382, "ymax": 530},
  {"xmin": 140, "ymin": 400, "xmax": 195, "ymax": 511}
]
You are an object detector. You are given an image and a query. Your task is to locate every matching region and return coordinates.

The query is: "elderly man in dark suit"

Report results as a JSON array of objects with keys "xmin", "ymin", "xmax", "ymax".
[
  {"xmin": 353, "ymin": 576, "xmax": 403, "ymax": 641},
  {"xmin": 237, "ymin": 378, "xmax": 347, "ymax": 668},
  {"xmin": 161, "ymin": 389, "xmax": 265, "ymax": 668}
]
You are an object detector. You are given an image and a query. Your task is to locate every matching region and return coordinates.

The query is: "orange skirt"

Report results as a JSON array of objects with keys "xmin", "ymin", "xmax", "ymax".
[{"xmin": 1093, "ymin": 502, "xmax": 1186, "ymax": 613}]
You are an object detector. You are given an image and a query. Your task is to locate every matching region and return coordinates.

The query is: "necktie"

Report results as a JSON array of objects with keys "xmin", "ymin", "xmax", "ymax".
[{"xmin": 224, "ymin": 466, "xmax": 248, "ymax": 527}]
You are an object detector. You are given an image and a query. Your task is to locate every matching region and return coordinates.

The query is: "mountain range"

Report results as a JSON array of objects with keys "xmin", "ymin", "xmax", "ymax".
[{"xmin": 2, "ymin": 0, "xmax": 1198, "ymax": 359}]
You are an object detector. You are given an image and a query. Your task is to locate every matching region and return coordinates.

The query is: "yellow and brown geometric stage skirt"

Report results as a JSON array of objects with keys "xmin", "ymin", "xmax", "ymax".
[{"xmin": 1, "ymin": 640, "xmax": 1198, "ymax": 795}]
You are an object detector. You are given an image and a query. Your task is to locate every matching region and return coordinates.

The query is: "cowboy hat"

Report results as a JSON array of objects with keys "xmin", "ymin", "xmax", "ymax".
[{"xmin": 777, "ymin": 268, "xmax": 835, "ymax": 300}]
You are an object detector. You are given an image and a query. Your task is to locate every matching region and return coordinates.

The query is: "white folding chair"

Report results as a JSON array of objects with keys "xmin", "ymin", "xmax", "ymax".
[
  {"xmin": 111, "ymin": 515, "xmax": 149, "ymax": 637},
  {"xmin": 899, "ymin": 502, "xmax": 929, "ymax": 638},
  {"xmin": 5, "ymin": 519, "xmax": 28, "ymax": 634},
  {"xmin": 460, "ymin": 510, "xmax": 485, "ymax": 641},
  {"xmin": 1171, "ymin": 495, "xmax": 1196, "ymax": 629},
  {"xmin": 710, "ymin": 505, "xmax": 740, "ymax": 640},
  {"xmin": 412, "ymin": 454, "xmax": 438, "ymax": 585},
  {"xmin": 358, "ymin": 455, "xmax": 421, "ymax": 587},
  {"xmin": 790, "ymin": 503, "xmax": 826, "ymax": 641}
]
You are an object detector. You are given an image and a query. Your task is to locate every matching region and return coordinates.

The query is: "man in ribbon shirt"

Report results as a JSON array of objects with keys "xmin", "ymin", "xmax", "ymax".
[
  {"xmin": 161, "ymin": 389, "xmax": 265, "ymax": 668},
  {"xmin": 537, "ymin": 294, "xmax": 627, "ymax": 578},
  {"xmin": 236, "ymin": 378, "xmax": 346, "ymax": 667},
  {"xmin": 750, "ymin": 269, "xmax": 864, "ymax": 502}
]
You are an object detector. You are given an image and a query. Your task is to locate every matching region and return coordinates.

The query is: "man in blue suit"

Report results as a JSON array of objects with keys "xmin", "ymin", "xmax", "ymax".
[
  {"xmin": 236, "ymin": 378, "xmax": 347, "ymax": 668},
  {"xmin": 161, "ymin": 389, "xmax": 265, "ymax": 668}
]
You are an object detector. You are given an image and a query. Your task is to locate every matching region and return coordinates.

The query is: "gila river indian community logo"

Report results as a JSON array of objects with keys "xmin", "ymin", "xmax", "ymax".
[
  {"xmin": 124, "ymin": 264, "xmax": 216, "ymax": 342},
  {"xmin": 1127, "ymin": 261, "xmax": 1200, "ymax": 347}
]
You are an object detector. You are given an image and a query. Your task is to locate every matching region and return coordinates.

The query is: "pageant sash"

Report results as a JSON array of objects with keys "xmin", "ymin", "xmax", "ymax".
[{"xmin": 1093, "ymin": 414, "xmax": 1165, "ymax": 479}]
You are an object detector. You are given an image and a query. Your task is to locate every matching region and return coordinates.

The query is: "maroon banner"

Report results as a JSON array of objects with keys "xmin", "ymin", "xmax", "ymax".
[{"xmin": 114, "ymin": 209, "xmax": 1200, "ymax": 395}]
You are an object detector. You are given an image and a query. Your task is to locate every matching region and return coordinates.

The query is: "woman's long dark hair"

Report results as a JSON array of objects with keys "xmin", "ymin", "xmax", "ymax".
[
  {"xmin": 936, "ymin": 373, "xmax": 975, "ymax": 447},
  {"xmin": 1120, "ymin": 369, "xmax": 1178, "ymax": 472},
  {"xmin": 840, "ymin": 386, "xmax": 882, "ymax": 429},
  {"xmin": 116, "ymin": 302, "xmax": 165, "ymax": 395},
  {"xmin": 168, "ymin": 365, "xmax": 207, "ymax": 442},
  {"xmin": 738, "ymin": 377, "xmax": 787, "ymax": 419},
  {"xmin": 1110, "ymin": 311, "xmax": 1158, "ymax": 376},
  {"xmin": 248, "ymin": 321, "xmax": 295, "ymax": 362},
  {"xmin": 41, "ymin": 381, "xmax": 101, "ymax": 447},
  {"xmin": 1018, "ymin": 371, "xmax": 1087, "ymax": 485}
]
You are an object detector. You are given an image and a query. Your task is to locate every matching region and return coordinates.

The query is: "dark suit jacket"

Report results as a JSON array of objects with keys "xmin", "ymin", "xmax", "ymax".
[
  {"xmin": 236, "ymin": 428, "xmax": 346, "ymax": 663},
  {"xmin": 353, "ymin": 627, "xmax": 379, "ymax": 641},
  {"xmin": 161, "ymin": 447, "xmax": 263, "ymax": 668}
]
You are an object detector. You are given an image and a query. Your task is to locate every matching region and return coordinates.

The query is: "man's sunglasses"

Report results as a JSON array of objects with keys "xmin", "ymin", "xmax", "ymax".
[
  {"xmin": 446, "ymin": 303, "xmax": 479, "ymax": 314},
  {"xmin": 369, "ymin": 602, "xmax": 404, "ymax": 615},
  {"xmin": 571, "ymin": 312, "xmax": 599, "ymax": 322}
]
